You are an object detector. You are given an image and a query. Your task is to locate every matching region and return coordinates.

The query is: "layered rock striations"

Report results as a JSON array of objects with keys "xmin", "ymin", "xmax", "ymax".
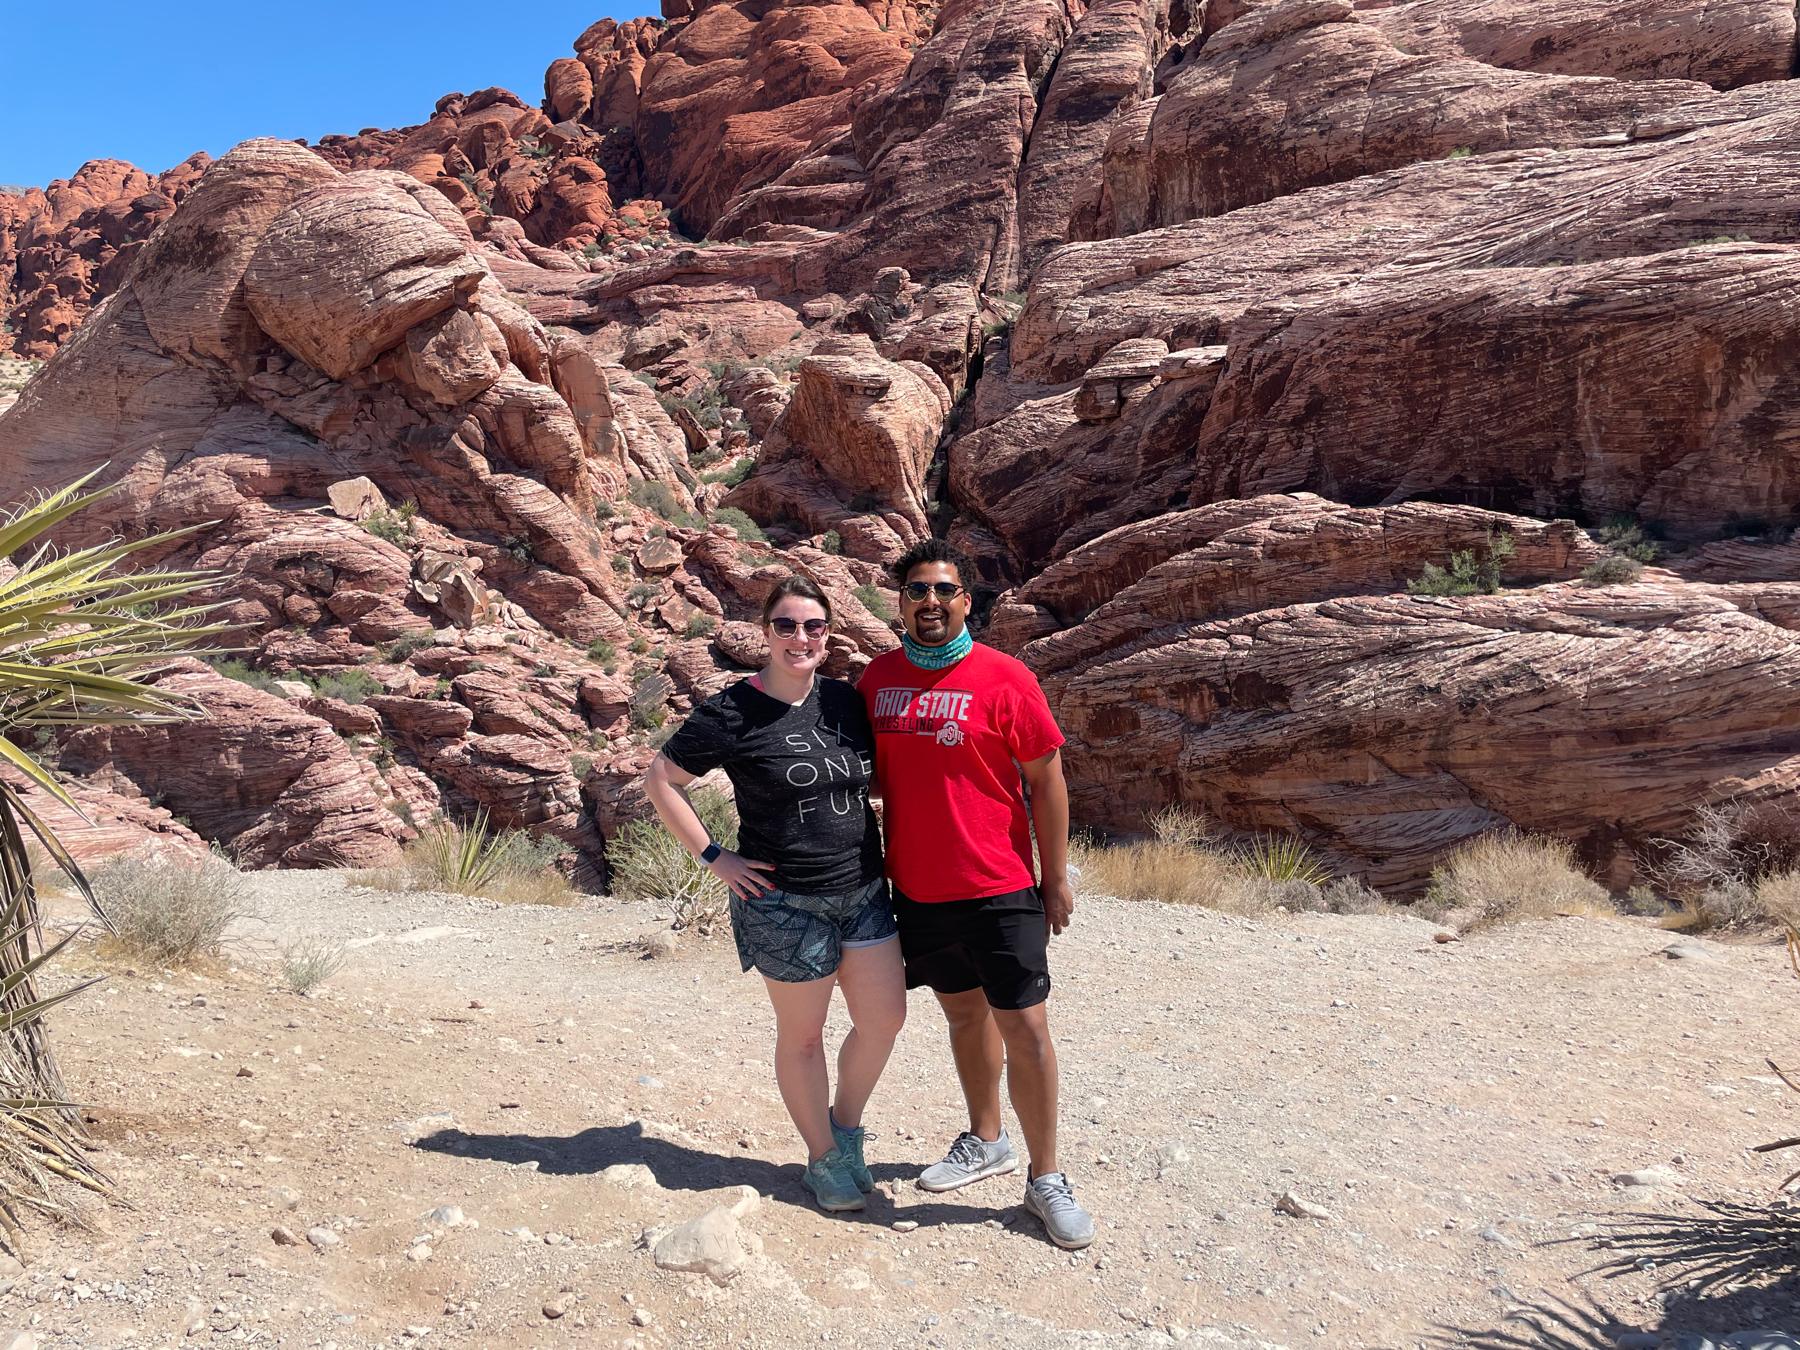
[
  {"xmin": 0, "ymin": 141, "xmax": 898, "ymax": 875},
  {"xmin": 7, "ymin": 0, "xmax": 1800, "ymax": 890}
]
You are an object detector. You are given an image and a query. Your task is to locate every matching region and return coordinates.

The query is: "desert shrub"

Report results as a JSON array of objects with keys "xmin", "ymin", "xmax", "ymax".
[
  {"xmin": 281, "ymin": 938, "xmax": 346, "ymax": 994},
  {"xmin": 1583, "ymin": 555, "xmax": 1643, "ymax": 587},
  {"xmin": 684, "ymin": 614, "xmax": 719, "ymax": 639},
  {"xmin": 710, "ymin": 507, "xmax": 767, "ymax": 543},
  {"xmin": 628, "ymin": 479, "xmax": 684, "ymax": 521},
  {"xmin": 627, "ymin": 581, "xmax": 660, "ymax": 606},
  {"xmin": 1647, "ymin": 801, "xmax": 1800, "ymax": 899},
  {"xmin": 357, "ymin": 810, "xmax": 571, "ymax": 904},
  {"xmin": 586, "ymin": 638, "xmax": 616, "ymax": 664},
  {"xmin": 820, "ymin": 530, "xmax": 843, "ymax": 555},
  {"xmin": 92, "ymin": 850, "xmax": 248, "ymax": 964},
  {"xmin": 1425, "ymin": 831, "xmax": 1611, "ymax": 933},
  {"xmin": 1444, "ymin": 146, "xmax": 1474, "ymax": 160},
  {"xmin": 1408, "ymin": 533, "xmax": 1515, "ymax": 597},
  {"xmin": 607, "ymin": 786, "xmax": 739, "ymax": 931},
  {"xmin": 1596, "ymin": 516, "xmax": 1661, "ymax": 563},
  {"xmin": 364, "ymin": 502, "xmax": 417, "ymax": 547},
  {"xmin": 1148, "ymin": 804, "xmax": 1219, "ymax": 849},
  {"xmin": 209, "ymin": 657, "xmax": 281, "ymax": 694},
  {"xmin": 381, "ymin": 632, "xmax": 435, "ymax": 662},
  {"xmin": 854, "ymin": 583, "xmax": 896, "ymax": 624},
  {"xmin": 1070, "ymin": 837, "xmax": 1251, "ymax": 912},
  {"xmin": 310, "ymin": 669, "xmax": 382, "ymax": 704},
  {"xmin": 629, "ymin": 635, "xmax": 651, "ymax": 655},
  {"xmin": 701, "ymin": 458, "xmax": 754, "ymax": 488},
  {"xmin": 1313, "ymin": 876, "xmax": 1396, "ymax": 915},
  {"xmin": 1660, "ymin": 863, "xmax": 1800, "ymax": 936}
]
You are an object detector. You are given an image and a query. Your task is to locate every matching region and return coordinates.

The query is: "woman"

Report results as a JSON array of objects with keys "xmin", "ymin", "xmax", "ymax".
[{"xmin": 642, "ymin": 575, "xmax": 906, "ymax": 1213}]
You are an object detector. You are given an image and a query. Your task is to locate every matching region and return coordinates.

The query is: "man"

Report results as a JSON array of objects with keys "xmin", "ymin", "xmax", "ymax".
[{"xmin": 859, "ymin": 538, "xmax": 1095, "ymax": 1250}]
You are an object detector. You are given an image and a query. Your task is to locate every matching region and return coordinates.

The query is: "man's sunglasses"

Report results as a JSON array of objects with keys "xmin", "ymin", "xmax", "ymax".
[
  {"xmin": 769, "ymin": 617, "xmax": 830, "ymax": 638},
  {"xmin": 902, "ymin": 581, "xmax": 965, "ymax": 602}
]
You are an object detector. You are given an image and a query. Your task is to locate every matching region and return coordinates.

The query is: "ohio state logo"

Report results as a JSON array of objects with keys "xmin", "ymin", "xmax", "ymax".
[{"xmin": 935, "ymin": 720, "xmax": 965, "ymax": 747}]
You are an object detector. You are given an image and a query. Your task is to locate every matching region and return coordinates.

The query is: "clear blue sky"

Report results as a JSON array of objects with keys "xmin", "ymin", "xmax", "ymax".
[{"xmin": 2, "ymin": 3, "xmax": 645, "ymax": 187}]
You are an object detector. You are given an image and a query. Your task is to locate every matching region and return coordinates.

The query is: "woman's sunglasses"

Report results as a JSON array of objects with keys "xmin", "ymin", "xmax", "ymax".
[
  {"xmin": 902, "ymin": 581, "xmax": 964, "ymax": 602},
  {"xmin": 769, "ymin": 617, "xmax": 830, "ymax": 638}
]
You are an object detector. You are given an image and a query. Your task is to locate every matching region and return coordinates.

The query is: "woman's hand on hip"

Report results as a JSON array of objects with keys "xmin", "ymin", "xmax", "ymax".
[{"xmin": 710, "ymin": 850, "xmax": 776, "ymax": 900}]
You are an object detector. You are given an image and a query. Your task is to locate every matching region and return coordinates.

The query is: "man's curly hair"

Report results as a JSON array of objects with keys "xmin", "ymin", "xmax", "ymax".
[{"xmin": 891, "ymin": 538, "xmax": 975, "ymax": 588}]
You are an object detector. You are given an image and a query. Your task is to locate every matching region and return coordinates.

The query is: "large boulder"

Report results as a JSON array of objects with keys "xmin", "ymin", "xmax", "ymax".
[
  {"xmin": 1003, "ymin": 498, "xmax": 1800, "ymax": 891},
  {"xmin": 57, "ymin": 667, "xmax": 406, "ymax": 869},
  {"xmin": 724, "ymin": 335, "xmax": 950, "ymax": 560}
]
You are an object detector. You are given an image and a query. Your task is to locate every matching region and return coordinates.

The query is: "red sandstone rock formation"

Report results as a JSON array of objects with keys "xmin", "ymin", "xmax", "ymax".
[
  {"xmin": 994, "ymin": 496, "xmax": 1800, "ymax": 890},
  {"xmin": 0, "ymin": 141, "xmax": 898, "ymax": 876},
  {"xmin": 6, "ymin": 0, "xmax": 1800, "ymax": 891},
  {"xmin": 0, "ymin": 156, "xmax": 208, "ymax": 358}
]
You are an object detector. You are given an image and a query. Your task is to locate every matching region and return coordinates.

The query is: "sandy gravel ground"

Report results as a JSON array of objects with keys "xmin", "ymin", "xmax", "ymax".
[{"xmin": 6, "ymin": 872, "xmax": 1799, "ymax": 1348}]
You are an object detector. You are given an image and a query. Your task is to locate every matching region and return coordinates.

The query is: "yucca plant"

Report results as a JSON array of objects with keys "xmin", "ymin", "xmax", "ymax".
[
  {"xmin": 0, "ymin": 470, "xmax": 223, "ymax": 1253},
  {"xmin": 1231, "ymin": 832, "xmax": 1332, "ymax": 886},
  {"xmin": 414, "ymin": 809, "xmax": 514, "ymax": 892}
]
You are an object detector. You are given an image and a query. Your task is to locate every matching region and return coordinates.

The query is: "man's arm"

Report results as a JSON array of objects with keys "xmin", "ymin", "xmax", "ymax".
[{"xmin": 1021, "ymin": 747, "xmax": 1073, "ymax": 936}]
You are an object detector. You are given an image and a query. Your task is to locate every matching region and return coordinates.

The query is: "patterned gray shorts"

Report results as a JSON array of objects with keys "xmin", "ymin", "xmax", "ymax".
[{"xmin": 730, "ymin": 877, "xmax": 896, "ymax": 983}]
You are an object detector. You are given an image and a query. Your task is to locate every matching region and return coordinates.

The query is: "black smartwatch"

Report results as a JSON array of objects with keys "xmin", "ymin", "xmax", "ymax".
[{"xmin": 699, "ymin": 841, "xmax": 723, "ymax": 864}]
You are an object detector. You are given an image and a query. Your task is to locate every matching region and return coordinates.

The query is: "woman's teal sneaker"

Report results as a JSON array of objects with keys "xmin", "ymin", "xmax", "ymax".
[
  {"xmin": 830, "ymin": 1115, "xmax": 874, "ymax": 1193},
  {"xmin": 802, "ymin": 1148, "xmax": 865, "ymax": 1212}
]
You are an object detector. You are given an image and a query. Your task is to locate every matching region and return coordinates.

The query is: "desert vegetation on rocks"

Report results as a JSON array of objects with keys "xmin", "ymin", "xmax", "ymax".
[{"xmin": 2, "ymin": 0, "xmax": 1799, "ymax": 905}]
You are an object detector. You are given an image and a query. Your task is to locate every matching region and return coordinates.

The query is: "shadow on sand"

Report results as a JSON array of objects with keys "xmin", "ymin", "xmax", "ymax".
[
  {"xmin": 412, "ymin": 1120, "xmax": 1024, "ymax": 1230},
  {"xmin": 1429, "ymin": 1199, "xmax": 1800, "ymax": 1346}
]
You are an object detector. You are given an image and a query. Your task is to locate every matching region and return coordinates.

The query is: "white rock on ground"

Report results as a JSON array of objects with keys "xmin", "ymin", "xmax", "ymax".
[{"xmin": 652, "ymin": 1207, "xmax": 756, "ymax": 1286}]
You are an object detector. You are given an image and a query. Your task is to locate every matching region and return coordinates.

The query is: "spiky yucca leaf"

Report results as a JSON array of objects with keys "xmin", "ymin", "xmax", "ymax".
[
  {"xmin": 1232, "ymin": 833, "xmax": 1332, "ymax": 886},
  {"xmin": 0, "ymin": 472, "xmax": 223, "ymax": 1253}
]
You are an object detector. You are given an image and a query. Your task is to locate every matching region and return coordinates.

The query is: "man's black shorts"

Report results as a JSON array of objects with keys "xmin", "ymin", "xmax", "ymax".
[{"xmin": 892, "ymin": 886, "xmax": 1051, "ymax": 1011}]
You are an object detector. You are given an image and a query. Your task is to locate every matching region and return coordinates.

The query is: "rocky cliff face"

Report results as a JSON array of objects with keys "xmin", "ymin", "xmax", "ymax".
[{"xmin": 4, "ymin": 0, "xmax": 1799, "ymax": 888}]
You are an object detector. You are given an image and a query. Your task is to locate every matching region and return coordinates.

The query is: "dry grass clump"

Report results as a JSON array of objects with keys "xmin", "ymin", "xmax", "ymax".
[
  {"xmin": 1070, "ymin": 823, "xmax": 1393, "ymax": 916},
  {"xmin": 90, "ymin": 849, "xmax": 248, "ymax": 964},
  {"xmin": 355, "ymin": 811, "xmax": 572, "ymax": 905},
  {"xmin": 280, "ymin": 938, "xmax": 346, "ymax": 995},
  {"xmin": 1070, "ymin": 836, "xmax": 1247, "ymax": 910},
  {"xmin": 1425, "ymin": 831, "xmax": 1612, "ymax": 934}
]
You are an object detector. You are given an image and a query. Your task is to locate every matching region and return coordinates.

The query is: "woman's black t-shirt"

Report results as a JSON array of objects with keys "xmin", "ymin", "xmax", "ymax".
[{"xmin": 659, "ymin": 677, "xmax": 883, "ymax": 896}]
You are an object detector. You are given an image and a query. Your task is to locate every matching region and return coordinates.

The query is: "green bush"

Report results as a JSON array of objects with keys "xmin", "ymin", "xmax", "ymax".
[
  {"xmin": 586, "ymin": 638, "xmax": 617, "ymax": 664},
  {"xmin": 1583, "ymin": 555, "xmax": 1643, "ymax": 587},
  {"xmin": 363, "ymin": 500, "xmax": 418, "ymax": 547},
  {"xmin": 1407, "ymin": 533, "xmax": 1515, "ymax": 597},
  {"xmin": 710, "ymin": 507, "xmax": 767, "ymax": 543},
  {"xmin": 629, "ymin": 479, "xmax": 698, "ymax": 524},
  {"xmin": 701, "ymin": 458, "xmax": 754, "ymax": 488},
  {"xmin": 685, "ymin": 614, "xmax": 719, "ymax": 639},
  {"xmin": 854, "ymin": 583, "xmax": 896, "ymax": 624},
  {"xmin": 1596, "ymin": 516, "xmax": 1661, "ymax": 563},
  {"xmin": 381, "ymin": 632, "xmax": 435, "ymax": 662},
  {"xmin": 820, "ymin": 530, "xmax": 843, "ymax": 555},
  {"xmin": 209, "ymin": 657, "xmax": 281, "ymax": 694},
  {"xmin": 311, "ymin": 669, "xmax": 383, "ymax": 704}
]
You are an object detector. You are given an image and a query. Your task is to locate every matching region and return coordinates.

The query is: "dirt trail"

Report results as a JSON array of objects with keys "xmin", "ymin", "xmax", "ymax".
[{"xmin": 8, "ymin": 873, "xmax": 1800, "ymax": 1348}]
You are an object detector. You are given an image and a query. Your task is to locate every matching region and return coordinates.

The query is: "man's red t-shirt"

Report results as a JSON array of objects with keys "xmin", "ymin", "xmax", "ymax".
[{"xmin": 859, "ymin": 643, "xmax": 1064, "ymax": 903}]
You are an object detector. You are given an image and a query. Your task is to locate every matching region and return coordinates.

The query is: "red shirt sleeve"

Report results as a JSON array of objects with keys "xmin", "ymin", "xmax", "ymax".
[{"xmin": 1003, "ymin": 665, "xmax": 1064, "ymax": 765}]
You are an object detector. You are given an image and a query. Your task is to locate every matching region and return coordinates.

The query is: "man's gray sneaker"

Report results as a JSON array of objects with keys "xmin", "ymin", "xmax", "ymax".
[
  {"xmin": 1022, "ymin": 1171, "xmax": 1095, "ymax": 1249},
  {"xmin": 917, "ymin": 1130, "xmax": 1018, "ymax": 1192}
]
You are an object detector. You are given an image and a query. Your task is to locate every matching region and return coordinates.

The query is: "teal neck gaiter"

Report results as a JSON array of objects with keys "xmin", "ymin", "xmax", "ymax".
[{"xmin": 902, "ymin": 627, "xmax": 973, "ymax": 671}]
